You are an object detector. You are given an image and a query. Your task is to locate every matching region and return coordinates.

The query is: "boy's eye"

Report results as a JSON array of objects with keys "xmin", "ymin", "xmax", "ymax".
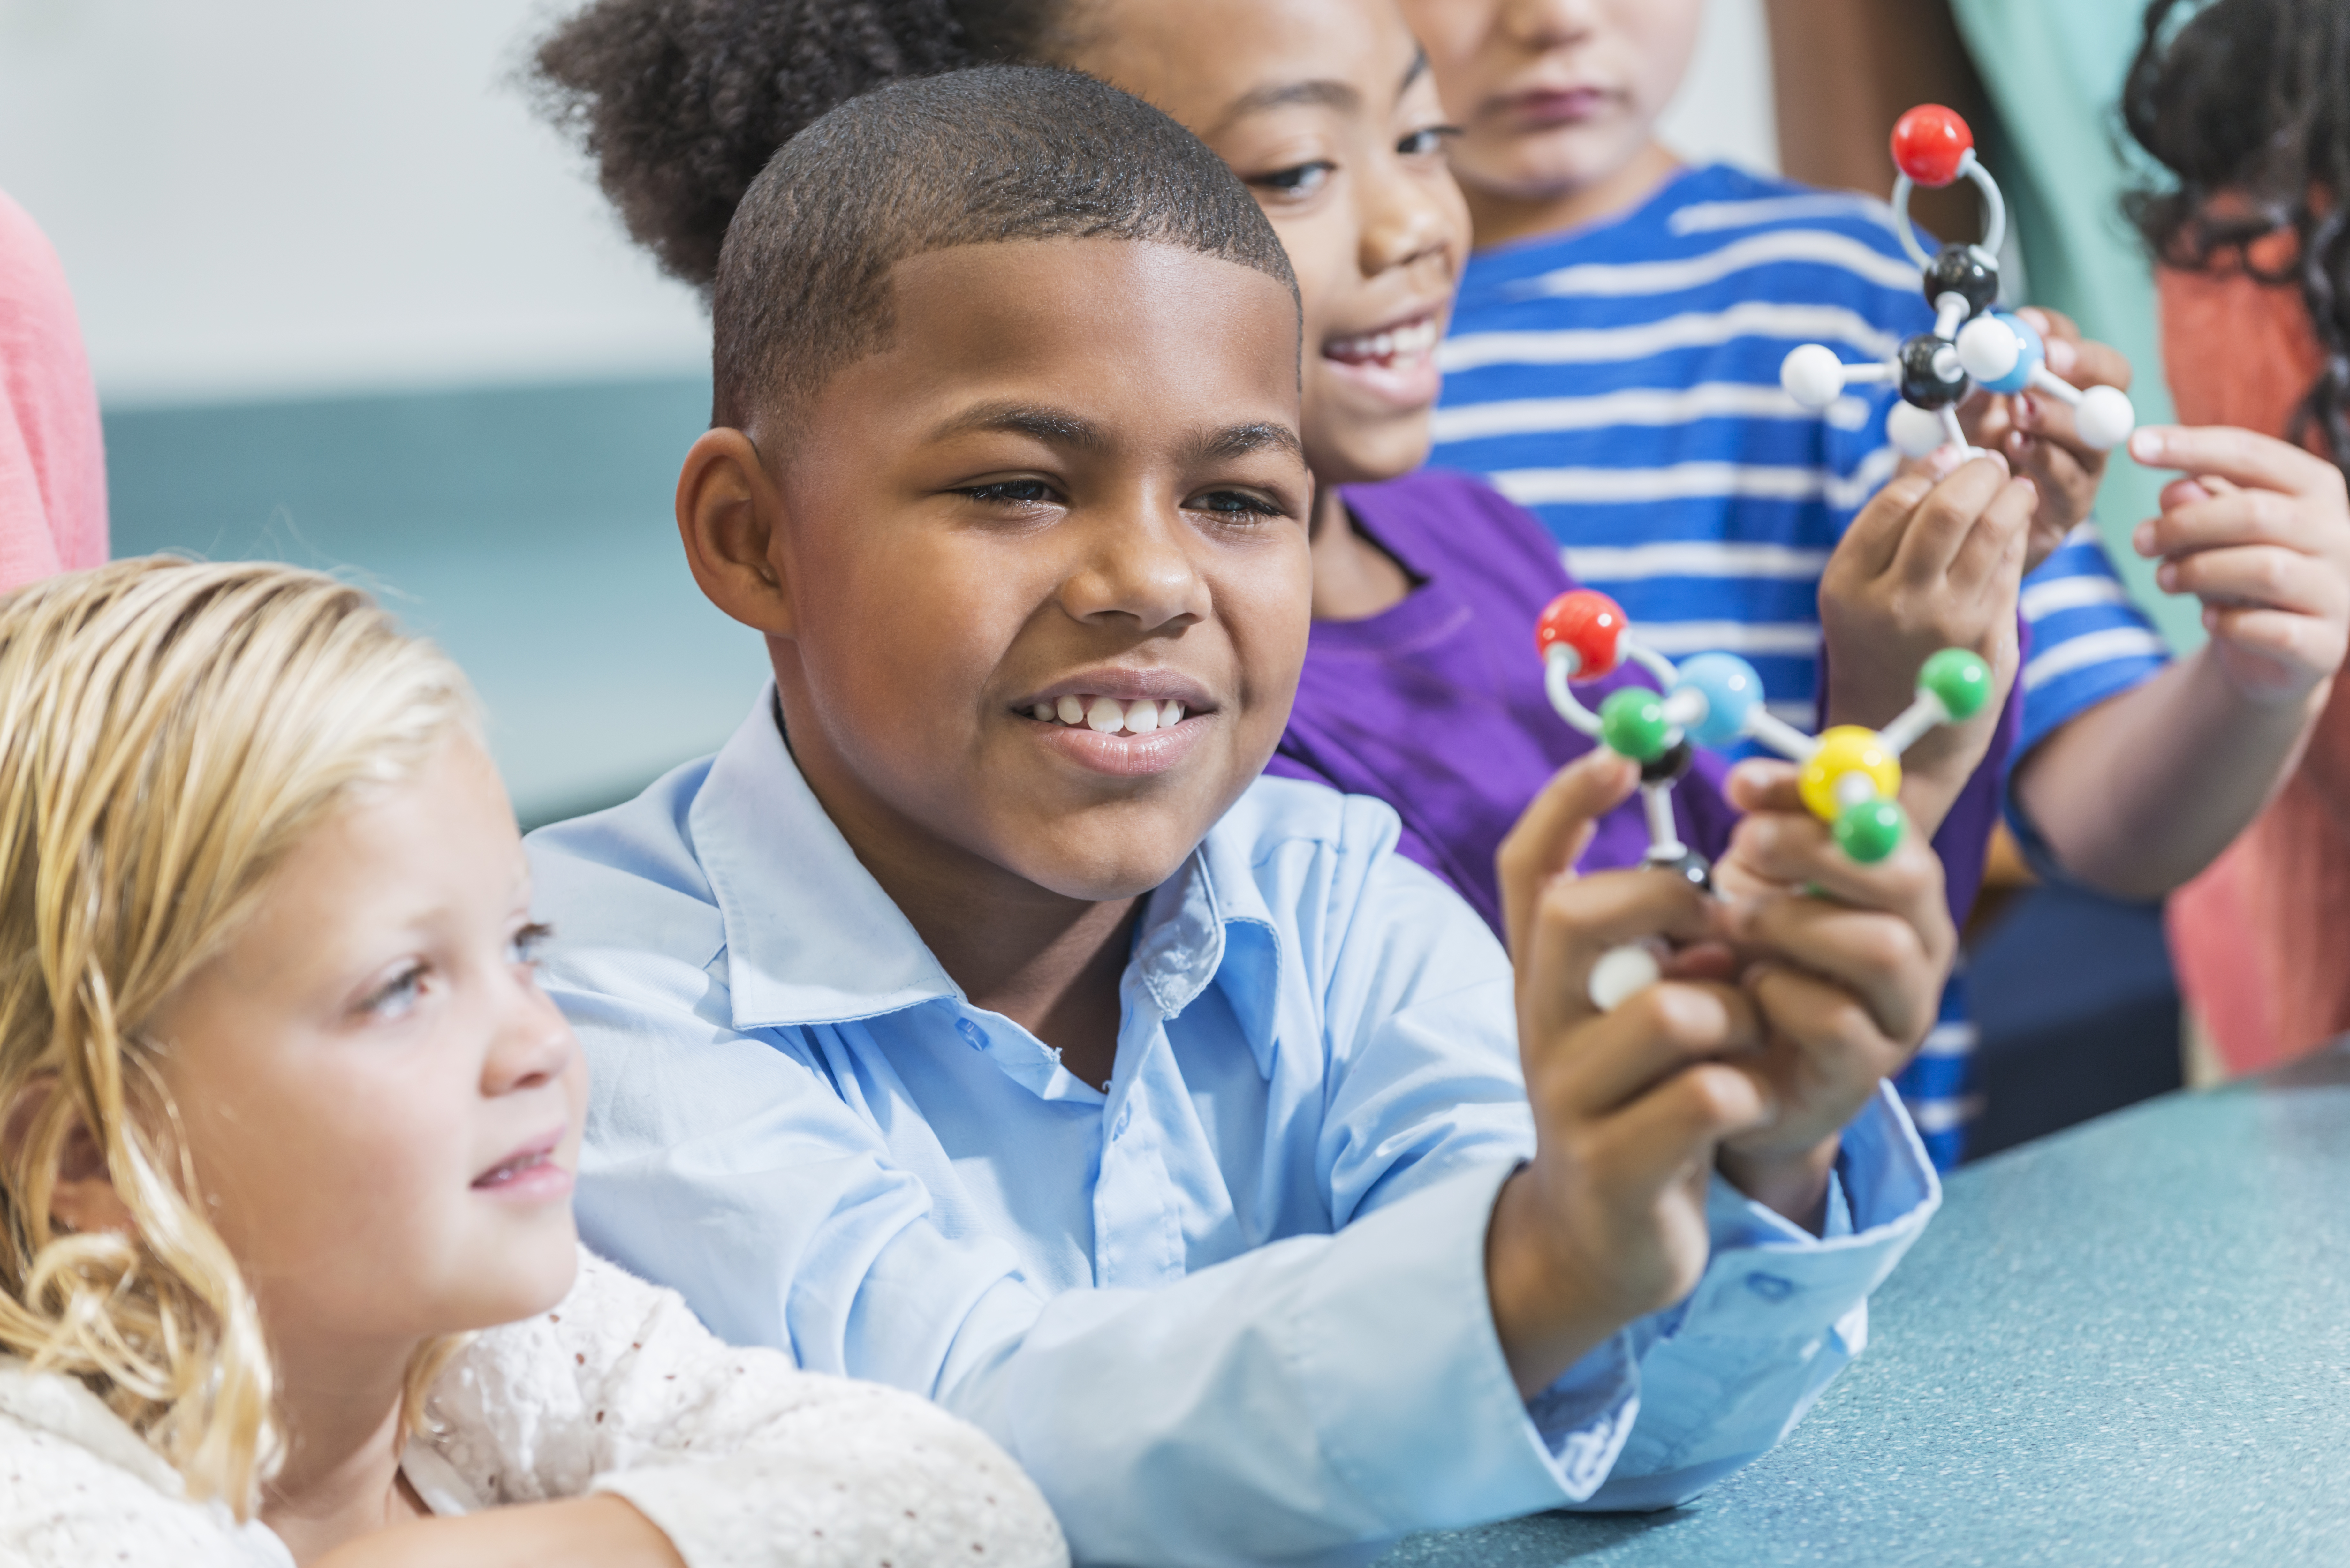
[
  {"xmin": 1398, "ymin": 126, "xmax": 1459, "ymax": 158},
  {"xmin": 960, "ymin": 479, "xmax": 1063, "ymax": 508},
  {"xmin": 359, "ymin": 962, "xmax": 429, "ymax": 1021},
  {"xmin": 510, "ymin": 921, "xmax": 553, "ymax": 968},
  {"xmin": 1250, "ymin": 161, "xmax": 1334, "ymax": 200},
  {"xmin": 1188, "ymin": 489, "xmax": 1286, "ymax": 520}
]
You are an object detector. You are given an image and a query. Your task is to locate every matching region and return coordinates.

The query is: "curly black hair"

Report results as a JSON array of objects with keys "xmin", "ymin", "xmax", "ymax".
[
  {"xmin": 2123, "ymin": 0, "xmax": 2350, "ymax": 468},
  {"xmin": 532, "ymin": 0, "xmax": 1073, "ymax": 291},
  {"xmin": 708, "ymin": 66, "xmax": 1296, "ymax": 431}
]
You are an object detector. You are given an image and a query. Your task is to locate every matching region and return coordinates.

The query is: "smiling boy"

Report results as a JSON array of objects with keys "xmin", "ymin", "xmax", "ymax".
[{"xmin": 531, "ymin": 67, "xmax": 1946, "ymax": 1567}]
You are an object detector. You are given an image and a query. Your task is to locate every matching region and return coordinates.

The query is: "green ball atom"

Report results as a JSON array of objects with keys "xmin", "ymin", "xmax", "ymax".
[
  {"xmin": 1918, "ymin": 647, "xmax": 1991, "ymax": 721},
  {"xmin": 1833, "ymin": 798, "xmax": 1906, "ymax": 863},
  {"xmin": 1598, "ymin": 688, "xmax": 1671, "ymax": 762}
]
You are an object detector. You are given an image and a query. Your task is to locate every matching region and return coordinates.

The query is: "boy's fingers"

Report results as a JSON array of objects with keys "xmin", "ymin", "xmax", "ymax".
[
  {"xmin": 1744, "ymin": 962, "xmax": 1909, "ymax": 1093},
  {"xmin": 1723, "ymin": 758, "xmax": 1804, "ymax": 816},
  {"xmin": 1498, "ymin": 750, "xmax": 1640, "ymax": 954},
  {"xmin": 1947, "ymin": 474, "xmax": 2036, "ymax": 593},
  {"xmin": 1523, "ymin": 868, "xmax": 1723, "ymax": 1034},
  {"xmin": 2052, "ymin": 336, "xmax": 2132, "ymax": 394},
  {"xmin": 1736, "ymin": 899, "xmax": 1938, "ymax": 1046},
  {"xmin": 1837, "ymin": 471, "xmax": 1937, "ymax": 581},
  {"xmin": 2159, "ymin": 543, "xmax": 2349, "ymax": 619},
  {"xmin": 1584, "ymin": 1059, "xmax": 1773, "ymax": 1191},
  {"xmin": 1724, "ymin": 810, "xmax": 1949, "ymax": 940},
  {"xmin": 1549, "ymin": 980, "xmax": 1764, "ymax": 1119},
  {"xmin": 2131, "ymin": 424, "xmax": 2345, "ymax": 498},
  {"xmin": 1889, "ymin": 455, "xmax": 2014, "ymax": 586}
]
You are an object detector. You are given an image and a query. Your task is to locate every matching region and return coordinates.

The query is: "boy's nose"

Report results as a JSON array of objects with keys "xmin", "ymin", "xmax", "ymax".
[{"xmin": 1060, "ymin": 505, "xmax": 1212, "ymax": 632}]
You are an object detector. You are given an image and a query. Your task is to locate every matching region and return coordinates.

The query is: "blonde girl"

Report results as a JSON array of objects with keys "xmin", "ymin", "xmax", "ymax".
[{"xmin": 0, "ymin": 557, "xmax": 1067, "ymax": 1568}]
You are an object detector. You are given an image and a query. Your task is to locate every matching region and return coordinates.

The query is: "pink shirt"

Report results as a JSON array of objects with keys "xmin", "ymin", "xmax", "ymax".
[
  {"xmin": 2160, "ymin": 232, "xmax": 2350, "ymax": 1073},
  {"xmin": 0, "ymin": 188, "xmax": 107, "ymax": 592}
]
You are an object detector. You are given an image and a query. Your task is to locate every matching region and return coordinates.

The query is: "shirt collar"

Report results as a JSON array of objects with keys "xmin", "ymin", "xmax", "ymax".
[{"xmin": 693, "ymin": 689, "xmax": 1282, "ymax": 1052}]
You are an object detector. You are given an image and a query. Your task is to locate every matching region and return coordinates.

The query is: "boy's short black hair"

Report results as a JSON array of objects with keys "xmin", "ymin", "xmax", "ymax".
[{"xmin": 710, "ymin": 65, "xmax": 1299, "ymax": 431}]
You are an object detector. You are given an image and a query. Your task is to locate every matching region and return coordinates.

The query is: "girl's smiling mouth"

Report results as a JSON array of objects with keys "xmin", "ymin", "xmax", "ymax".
[{"xmin": 1320, "ymin": 310, "xmax": 1444, "ymax": 411}]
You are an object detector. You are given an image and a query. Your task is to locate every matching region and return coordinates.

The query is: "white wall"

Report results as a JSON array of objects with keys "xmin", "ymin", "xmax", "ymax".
[
  {"xmin": 2, "ymin": 0, "xmax": 1777, "ymax": 407},
  {"xmin": 1658, "ymin": 0, "xmax": 1780, "ymax": 176},
  {"xmin": 0, "ymin": 0, "xmax": 709, "ymax": 405}
]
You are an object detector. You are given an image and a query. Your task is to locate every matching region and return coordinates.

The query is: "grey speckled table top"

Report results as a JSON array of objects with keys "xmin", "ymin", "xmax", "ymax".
[{"xmin": 1383, "ymin": 1047, "xmax": 2350, "ymax": 1568}]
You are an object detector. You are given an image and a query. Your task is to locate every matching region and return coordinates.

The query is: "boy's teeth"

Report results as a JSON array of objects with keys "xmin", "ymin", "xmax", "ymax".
[
  {"xmin": 1329, "ymin": 319, "xmax": 1435, "ymax": 364},
  {"xmin": 1035, "ymin": 695, "xmax": 1195, "ymax": 735}
]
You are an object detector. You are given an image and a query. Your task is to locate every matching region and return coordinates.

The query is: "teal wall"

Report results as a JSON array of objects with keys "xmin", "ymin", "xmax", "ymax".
[{"xmin": 103, "ymin": 376, "xmax": 770, "ymax": 827}]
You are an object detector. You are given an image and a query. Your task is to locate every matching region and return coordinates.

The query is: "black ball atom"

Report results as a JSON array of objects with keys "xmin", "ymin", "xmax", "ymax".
[
  {"xmin": 1645, "ymin": 847, "xmax": 1714, "ymax": 892},
  {"xmin": 1639, "ymin": 738, "xmax": 1695, "ymax": 784},
  {"xmin": 1923, "ymin": 243, "xmax": 1999, "ymax": 318},
  {"xmin": 1898, "ymin": 332, "xmax": 1970, "ymax": 409}
]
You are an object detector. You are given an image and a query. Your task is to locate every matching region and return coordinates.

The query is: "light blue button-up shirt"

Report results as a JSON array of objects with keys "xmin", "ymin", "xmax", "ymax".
[{"xmin": 528, "ymin": 693, "xmax": 1941, "ymax": 1567}]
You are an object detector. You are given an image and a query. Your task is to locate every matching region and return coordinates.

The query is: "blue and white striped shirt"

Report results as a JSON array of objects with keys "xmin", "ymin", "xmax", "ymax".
[{"xmin": 1432, "ymin": 163, "xmax": 2170, "ymax": 1165}]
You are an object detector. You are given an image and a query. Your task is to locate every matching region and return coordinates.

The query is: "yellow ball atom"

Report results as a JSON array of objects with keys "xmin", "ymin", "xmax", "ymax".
[{"xmin": 1799, "ymin": 726, "xmax": 1902, "ymax": 822}]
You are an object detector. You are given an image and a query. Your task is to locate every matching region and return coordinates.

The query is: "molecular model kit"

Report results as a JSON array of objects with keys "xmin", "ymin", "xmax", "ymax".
[
  {"xmin": 1778, "ymin": 104, "xmax": 2136, "ymax": 460},
  {"xmin": 1534, "ymin": 588, "xmax": 1990, "ymax": 1010}
]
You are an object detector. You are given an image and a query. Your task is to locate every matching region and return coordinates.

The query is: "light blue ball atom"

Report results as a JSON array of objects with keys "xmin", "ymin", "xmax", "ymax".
[
  {"xmin": 1976, "ymin": 310, "xmax": 2042, "ymax": 395},
  {"xmin": 1672, "ymin": 652, "xmax": 1764, "ymax": 749}
]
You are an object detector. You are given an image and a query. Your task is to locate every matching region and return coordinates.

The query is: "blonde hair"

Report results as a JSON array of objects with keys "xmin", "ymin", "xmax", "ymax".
[{"xmin": 0, "ymin": 558, "xmax": 481, "ymax": 1515}]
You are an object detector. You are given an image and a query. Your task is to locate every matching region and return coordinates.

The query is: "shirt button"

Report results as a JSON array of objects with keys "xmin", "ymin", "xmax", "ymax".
[
  {"xmin": 1744, "ymin": 1272, "xmax": 1796, "ymax": 1302},
  {"xmin": 955, "ymin": 1018, "xmax": 988, "ymax": 1052},
  {"xmin": 1111, "ymin": 1104, "xmax": 1132, "ymax": 1138}
]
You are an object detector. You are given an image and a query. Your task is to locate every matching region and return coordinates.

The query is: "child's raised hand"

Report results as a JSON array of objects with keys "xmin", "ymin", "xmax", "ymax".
[
  {"xmin": 1959, "ymin": 308, "xmax": 2133, "ymax": 570},
  {"xmin": 1818, "ymin": 453, "xmax": 2031, "ymax": 834},
  {"xmin": 1484, "ymin": 750, "xmax": 1773, "ymax": 1398},
  {"xmin": 1708, "ymin": 760, "xmax": 1956, "ymax": 1225},
  {"xmin": 2129, "ymin": 424, "xmax": 2350, "ymax": 707}
]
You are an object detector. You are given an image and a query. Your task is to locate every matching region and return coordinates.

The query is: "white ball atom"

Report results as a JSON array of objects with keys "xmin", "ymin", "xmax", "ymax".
[
  {"xmin": 1886, "ymin": 399, "xmax": 1949, "ymax": 458},
  {"xmin": 2075, "ymin": 384, "xmax": 2136, "ymax": 451},
  {"xmin": 1780, "ymin": 344, "xmax": 1848, "ymax": 411},
  {"xmin": 1588, "ymin": 944, "xmax": 1663, "ymax": 1013},
  {"xmin": 1956, "ymin": 315, "xmax": 2021, "ymax": 382}
]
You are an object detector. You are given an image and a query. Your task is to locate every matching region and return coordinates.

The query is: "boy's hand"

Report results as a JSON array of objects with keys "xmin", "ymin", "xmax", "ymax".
[
  {"xmin": 1709, "ymin": 761, "xmax": 1956, "ymax": 1229},
  {"xmin": 2131, "ymin": 424, "xmax": 2350, "ymax": 707},
  {"xmin": 1486, "ymin": 751, "xmax": 1772, "ymax": 1398},
  {"xmin": 1959, "ymin": 308, "xmax": 2132, "ymax": 570},
  {"xmin": 1819, "ymin": 453, "xmax": 2031, "ymax": 835}
]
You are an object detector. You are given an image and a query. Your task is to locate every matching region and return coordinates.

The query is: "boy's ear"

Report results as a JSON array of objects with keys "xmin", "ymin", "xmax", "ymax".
[
  {"xmin": 676, "ymin": 428, "xmax": 798, "ymax": 639},
  {"xmin": 3, "ymin": 1077, "xmax": 136, "ymax": 1238}
]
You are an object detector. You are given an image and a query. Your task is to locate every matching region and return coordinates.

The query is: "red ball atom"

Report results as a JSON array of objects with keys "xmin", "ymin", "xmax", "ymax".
[
  {"xmin": 1535, "ymin": 589, "xmax": 1629, "ymax": 679},
  {"xmin": 1891, "ymin": 104, "xmax": 1973, "ymax": 188}
]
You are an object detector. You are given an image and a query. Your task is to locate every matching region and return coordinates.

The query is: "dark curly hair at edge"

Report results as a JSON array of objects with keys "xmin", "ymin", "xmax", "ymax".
[
  {"xmin": 2124, "ymin": 0, "xmax": 2350, "ymax": 469},
  {"xmin": 703, "ymin": 66, "xmax": 1297, "ymax": 430},
  {"xmin": 532, "ymin": 0, "xmax": 1079, "ymax": 292}
]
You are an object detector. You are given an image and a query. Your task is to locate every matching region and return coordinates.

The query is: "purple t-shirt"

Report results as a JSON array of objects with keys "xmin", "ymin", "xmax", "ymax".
[{"xmin": 1267, "ymin": 468, "xmax": 2015, "ymax": 939}]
